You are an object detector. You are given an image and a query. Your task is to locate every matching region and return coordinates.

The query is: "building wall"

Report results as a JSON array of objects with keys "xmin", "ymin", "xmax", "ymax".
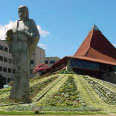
[
  {"xmin": 45, "ymin": 57, "xmax": 60, "ymax": 67},
  {"xmin": 0, "ymin": 40, "xmax": 45, "ymax": 84},
  {"xmin": 30, "ymin": 47, "xmax": 45, "ymax": 78},
  {"xmin": 0, "ymin": 40, "xmax": 15, "ymax": 84}
]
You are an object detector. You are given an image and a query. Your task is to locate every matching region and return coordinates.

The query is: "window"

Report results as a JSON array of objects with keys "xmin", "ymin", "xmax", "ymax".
[
  {"xmin": 0, "ymin": 56, "xmax": 3, "ymax": 61},
  {"xmin": 50, "ymin": 60, "xmax": 55, "ymax": 64},
  {"xmin": 4, "ymin": 57, "xmax": 7, "ymax": 62},
  {"xmin": 13, "ymin": 60, "xmax": 15, "ymax": 64},
  {"xmin": 4, "ymin": 47, "xmax": 8, "ymax": 52},
  {"xmin": 30, "ymin": 69, "xmax": 33, "ymax": 74},
  {"xmin": 9, "ymin": 59, "xmax": 12, "ymax": 64},
  {"xmin": 3, "ymin": 67, "xmax": 7, "ymax": 72},
  {"xmin": 30, "ymin": 60, "xmax": 34, "ymax": 64},
  {"xmin": 45, "ymin": 61, "xmax": 48, "ymax": 64},
  {"xmin": 0, "ymin": 66, "xmax": 2, "ymax": 71},
  {"xmin": 12, "ymin": 69, "xmax": 15, "ymax": 74},
  {"xmin": 8, "ymin": 68, "xmax": 11, "ymax": 73},
  {"xmin": 0, "ymin": 45, "xmax": 3, "ymax": 50}
]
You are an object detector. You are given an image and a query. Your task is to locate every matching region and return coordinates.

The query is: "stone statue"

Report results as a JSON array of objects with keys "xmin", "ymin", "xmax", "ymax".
[{"xmin": 6, "ymin": 5, "xmax": 40, "ymax": 103}]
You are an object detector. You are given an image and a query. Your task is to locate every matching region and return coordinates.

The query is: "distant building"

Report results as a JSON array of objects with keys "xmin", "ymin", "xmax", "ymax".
[
  {"xmin": 0, "ymin": 40, "xmax": 45, "ymax": 85},
  {"xmin": 30, "ymin": 46, "xmax": 45, "ymax": 78},
  {"xmin": 45, "ymin": 57, "xmax": 60, "ymax": 67}
]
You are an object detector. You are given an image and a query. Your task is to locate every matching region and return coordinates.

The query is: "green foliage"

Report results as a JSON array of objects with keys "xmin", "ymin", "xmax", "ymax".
[
  {"xmin": 41, "ymin": 105, "xmax": 100, "ymax": 112},
  {"xmin": 58, "ymin": 68, "xmax": 74, "ymax": 74},
  {"xmin": 7, "ymin": 104, "xmax": 33, "ymax": 111},
  {"xmin": 40, "ymin": 76, "xmax": 85, "ymax": 107},
  {"xmin": 1, "ymin": 74, "xmax": 116, "ymax": 113},
  {"xmin": 30, "ymin": 76, "xmax": 58, "ymax": 98},
  {"xmin": 0, "ymin": 110, "xmax": 107, "ymax": 115},
  {"xmin": 0, "ymin": 87, "xmax": 11, "ymax": 94},
  {"xmin": 0, "ymin": 88, "xmax": 11, "ymax": 105},
  {"xmin": 84, "ymin": 76, "xmax": 116, "ymax": 105}
]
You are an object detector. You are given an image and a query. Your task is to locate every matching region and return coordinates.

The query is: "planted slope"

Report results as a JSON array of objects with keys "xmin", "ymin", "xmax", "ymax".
[
  {"xmin": 84, "ymin": 75, "xmax": 116, "ymax": 105},
  {"xmin": 0, "ymin": 74, "xmax": 116, "ymax": 112},
  {"xmin": 38, "ymin": 76, "xmax": 84, "ymax": 107}
]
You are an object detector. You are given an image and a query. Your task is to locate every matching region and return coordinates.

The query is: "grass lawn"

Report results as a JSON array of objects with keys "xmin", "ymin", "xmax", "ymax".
[{"xmin": 0, "ymin": 111, "xmax": 108, "ymax": 115}]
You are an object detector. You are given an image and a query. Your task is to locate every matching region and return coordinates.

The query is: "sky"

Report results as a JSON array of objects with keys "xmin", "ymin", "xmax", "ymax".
[{"xmin": 0, "ymin": 0, "xmax": 116, "ymax": 58}]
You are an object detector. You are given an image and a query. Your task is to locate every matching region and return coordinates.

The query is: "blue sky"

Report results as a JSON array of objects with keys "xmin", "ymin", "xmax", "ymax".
[{"xmin": 0, "ymin": 0, "xmax": 116, "ymax": 58}]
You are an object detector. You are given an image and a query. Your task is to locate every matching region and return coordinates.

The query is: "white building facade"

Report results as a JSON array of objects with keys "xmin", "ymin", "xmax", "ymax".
[{"xmin": 0, "ymin": 40, "xmax": 45, "ymax": 84}]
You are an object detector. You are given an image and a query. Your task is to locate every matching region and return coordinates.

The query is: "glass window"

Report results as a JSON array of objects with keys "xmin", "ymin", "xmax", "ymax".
[
  {"xmin": 70, "ymin": 59, "xmax": 100, "ymax": 70},
  {"xmin": 4, "ymin": 57, "xmax": 7, "ymax": 62},
  {"xmin": 45, "ymin": 61, "xmax": 48, "ymax": 64},
  {"xmin": 30, "ymin": 69, "xmax": 33, "ymax": 74},
  {"xmin": 0, "ymin": 66, "xmax": 2, "ymax": 71},
  {"xmin": 0, "ymin": 45, "xmax": 3, "ymax": 50},
  {"xmin": 8, "ymin": 68, "xmax": 11, "ymax": 73},
  {"xmin": 3, "ymin": 67, "xmax": 7, "ymax": 72},
  {"xmin": 50, "ymin": 60, "xmax": 55, "ymax": 64},
  {"xmin": 0, "ymin": 56, "xmax": 3, "ymax": 61},
  {"xmin": 4, "ymin": 47, "xmax": 8, "ymax": 52},
  {"xmin": 30, "ymin": 60, "xmax": 34, "ymax": 64}
]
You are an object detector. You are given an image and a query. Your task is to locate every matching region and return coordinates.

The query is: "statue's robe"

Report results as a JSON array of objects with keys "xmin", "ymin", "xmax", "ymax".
[{"xmin": 6, "ymin": 19, "xmax": 39, "ymax": 103}]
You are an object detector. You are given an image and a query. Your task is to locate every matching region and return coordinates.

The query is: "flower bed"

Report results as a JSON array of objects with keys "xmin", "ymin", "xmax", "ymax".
[
  {"xmin": 40, "ymin": 76, "xmax": 84, "ymax": 107},
  {"xmin": 30, "ymin": 76, "xmax": 58, "ymax": 98},
  {"xmin": 84, "ymin": 76, "xmax": 116, "ymax": 105}
]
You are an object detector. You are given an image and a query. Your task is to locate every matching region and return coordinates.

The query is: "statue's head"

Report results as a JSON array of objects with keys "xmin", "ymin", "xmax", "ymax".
[{"xmin": 18, "ymin": 5, "xmax": 29, "ymax": 21}]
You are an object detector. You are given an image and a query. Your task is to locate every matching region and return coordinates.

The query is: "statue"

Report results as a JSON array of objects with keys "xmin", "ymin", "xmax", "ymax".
[{"xmin": 6, "ymin": 5, "xmax": 40, "ymax": 103}]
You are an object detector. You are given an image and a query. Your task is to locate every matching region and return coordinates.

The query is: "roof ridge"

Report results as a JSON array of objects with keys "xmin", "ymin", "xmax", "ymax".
[{"xmin": 85, "ymin": 26, "xmax": 94, "ymax": 56}]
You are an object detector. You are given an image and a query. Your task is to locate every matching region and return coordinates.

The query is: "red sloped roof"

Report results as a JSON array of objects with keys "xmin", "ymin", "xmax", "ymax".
[
  {"xmin": 52, "ymin": 25, "xmax": 116, "ymax": 69},
  {"xmin": 74, "ymin": 25, "xmax": 116, "ymax": 63},
  {"xmin": 33, "ymin": 64, "xmax": 49, "ymax": 73}
]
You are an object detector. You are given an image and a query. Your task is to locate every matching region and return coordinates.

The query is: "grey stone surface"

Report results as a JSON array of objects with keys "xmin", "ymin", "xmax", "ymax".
[{"xmin": 6, "ymin": 5, "xmax": 40, "ymax": 103}]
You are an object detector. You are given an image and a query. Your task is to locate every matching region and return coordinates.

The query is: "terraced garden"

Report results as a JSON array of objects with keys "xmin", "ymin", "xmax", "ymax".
[{"xmin": 0, "ymin": 74, "xmax": 116, "ymax": 113}]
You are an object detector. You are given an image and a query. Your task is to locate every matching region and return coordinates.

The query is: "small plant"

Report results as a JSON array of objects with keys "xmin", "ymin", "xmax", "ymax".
[
  {"xmin": 84, "ymin": 76, "xmax": 116, "ymax": 105},
  {"xmin": 58, "ymin": 68, "xmax": 74, "ymax": 74}
]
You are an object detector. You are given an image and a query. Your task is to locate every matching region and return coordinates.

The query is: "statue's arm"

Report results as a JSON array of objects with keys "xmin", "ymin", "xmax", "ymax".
[{"xmin": 29, "ymin": 19, "xmax": 40, "ymax": 39}]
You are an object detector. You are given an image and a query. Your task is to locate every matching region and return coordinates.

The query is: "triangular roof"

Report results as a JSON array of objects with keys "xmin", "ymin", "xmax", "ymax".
[{"xmin": 74, "ymin": 25, "xmax": 116, "ymax": 63}]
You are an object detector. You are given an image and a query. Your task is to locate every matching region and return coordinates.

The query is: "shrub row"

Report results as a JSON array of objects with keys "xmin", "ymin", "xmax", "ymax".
[
  {"xmin": 40, "ymin": 76, "xmax": 85, "ymax": 107},
  {"xmin": 84, "ymin": 76, "xmax": 116, "ymax": 105},
  {"xmin": 30, "ymin": 76, "xmax": 58, "ymax": 98}
]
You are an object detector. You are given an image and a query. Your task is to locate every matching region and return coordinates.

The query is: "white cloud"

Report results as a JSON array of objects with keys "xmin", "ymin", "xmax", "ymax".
[
  {"xmin": 0, "ymin": 21, "xmax": 49, "ymax": 40},
  {"xmin": 38, "ymin": 43, "xmax": 47, "ymax": 50},
  {"xmin": 0, "ymin": 21, "xmax": 14, "ymax": 40},
  {"xmin": 37, "ymin": 25, "xmax": 50, "ymax": 37}
]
